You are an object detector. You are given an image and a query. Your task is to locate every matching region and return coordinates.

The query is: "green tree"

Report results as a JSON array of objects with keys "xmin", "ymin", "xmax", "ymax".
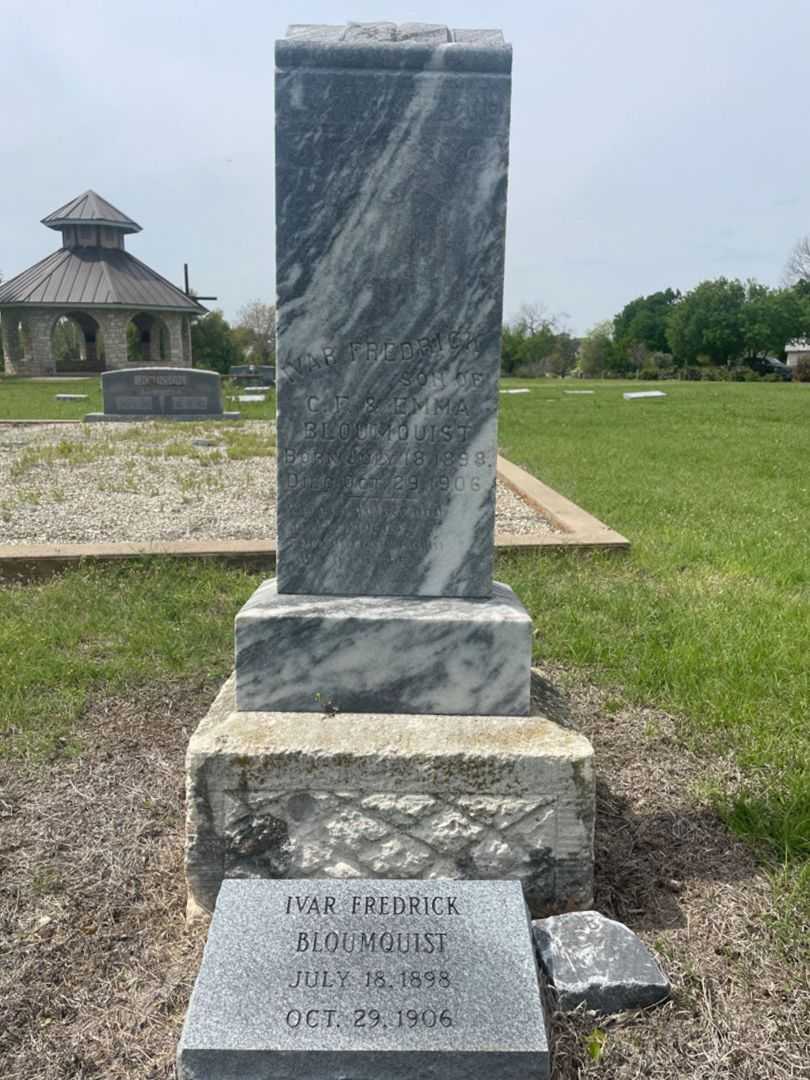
[
  {"xmin": 740, "ymin": 282, "xmax": 810, "ymax": 361},
  {"xmin": 190, "ymin": 310, "xmax": 241, "ymax": 374},
  {"xmin": 501, "ymin": 324, "xmax": 524, "ymax": 375},
  {"xmin": 665, "ymin": 278, "xmax": 747, "ymax": 368},
  {"xmin": 578, "ymin": 321, "xmax": 617, "ymax": 377},
  {"xmin": 613, "ymin": 288, "xmax": 680, "ymax": 359},
  {"xmin": 234, "ymin": 300, "xmax": 276, "ymax": 365},
  {"xmin": 501, "ymin": 303, "xmax": 571, "ymax": 376}
]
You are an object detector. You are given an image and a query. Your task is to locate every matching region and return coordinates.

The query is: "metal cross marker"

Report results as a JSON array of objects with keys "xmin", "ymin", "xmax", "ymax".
[{"xmin": 183, "ymin": 262, "xmax": 217, "ymax": 302}]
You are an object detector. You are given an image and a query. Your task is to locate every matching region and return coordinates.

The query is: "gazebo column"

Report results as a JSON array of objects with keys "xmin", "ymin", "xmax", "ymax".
[
  {"xmin": 28, "ymin": 311, "xmax": 56, "ymax": 376},
  {"xmin": 165, "ymin": 313, "xmax": 188, "ymax": 367},
  {"xmin": 1, "ymin": 309, "xmax": 24, "ymax": 374},
  {"xmin": 182, "ymin": 316, "xmax": 193, "ymax": 366},
  {"xmin": 96, "ymin": 310, "xmax": 132, "ymax": 369},
  {"xmin": 149, "ymin": 320, "xmax": 163, "ymax": 362}
]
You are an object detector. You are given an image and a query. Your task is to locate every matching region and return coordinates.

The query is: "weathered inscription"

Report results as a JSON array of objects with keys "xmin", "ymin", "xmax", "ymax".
[
  {"xmin": 278, "ymin": 329, "xmax": 494, "ymax": 517},
  {"xmin": 274, "ymin": 23, "xmax": 510, "ymax": 596}
]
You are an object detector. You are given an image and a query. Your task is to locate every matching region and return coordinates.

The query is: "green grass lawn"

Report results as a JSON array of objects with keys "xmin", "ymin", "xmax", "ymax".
[
  {"xmin": 0, "ymin": 378, "xmax": 807, "ymax": 916},
  {"xmin": 0, "ymin": 376, "xmax": 102, "ymax": 418},
  {"xmin": 498, "ymin": 378, "xmax": 810, "ymax": 869},
  {"xmin": 0, "ymin": 374, "xmax": 276, "ymax": 420}
]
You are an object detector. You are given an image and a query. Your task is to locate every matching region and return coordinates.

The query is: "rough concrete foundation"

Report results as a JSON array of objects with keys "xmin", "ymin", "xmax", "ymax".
[{"xmin": 185, "ymin": 675, "xmax": 595, "ymax": 924}]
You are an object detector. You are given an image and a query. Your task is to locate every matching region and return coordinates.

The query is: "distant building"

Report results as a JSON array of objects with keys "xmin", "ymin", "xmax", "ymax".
[
  {"xmin": 0, "ymin": 190, "xmax": 205, "ymax": 375},
  {"xmin": 785, "ymin": 339, "xmax": 810, "ymax": 369}
]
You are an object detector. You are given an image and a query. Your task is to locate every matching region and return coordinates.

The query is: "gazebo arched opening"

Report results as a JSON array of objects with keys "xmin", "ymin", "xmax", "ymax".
[
  {"xmin": 127, "ymin": 312, "xmax": 170, "ymax": 364},
  {"xmin": 51, "ymin": 311, "xmax": 105, "ymax": 373}
]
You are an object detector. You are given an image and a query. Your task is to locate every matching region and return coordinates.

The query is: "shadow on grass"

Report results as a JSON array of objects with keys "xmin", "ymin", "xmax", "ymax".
[{"xmin": 530, "ymin": 669, "xmax": 762, "ymax": 932}]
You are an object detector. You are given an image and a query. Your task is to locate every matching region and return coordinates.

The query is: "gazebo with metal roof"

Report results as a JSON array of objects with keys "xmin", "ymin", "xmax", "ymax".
[{"xmin": 0, "ymin": 191, "xmax": 206, "ymax": 375}]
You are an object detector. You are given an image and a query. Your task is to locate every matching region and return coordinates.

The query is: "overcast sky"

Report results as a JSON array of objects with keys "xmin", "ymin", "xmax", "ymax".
[{"xmin": 2, "ymin": 0, "xmax": 809, "ymax": 334}]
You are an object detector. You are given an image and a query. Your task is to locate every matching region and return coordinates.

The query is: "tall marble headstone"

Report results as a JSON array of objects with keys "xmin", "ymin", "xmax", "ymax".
[
  {"xmin": 185, "ymin": 22, "xmax": 594, "ymax": 921},
  {"xmin": 275, "ymin": 22, "xmax": 512, "ymax": 598},
  {"xmin": 233, "ymin": 21, "xmax": 529, "ymax": 716}
]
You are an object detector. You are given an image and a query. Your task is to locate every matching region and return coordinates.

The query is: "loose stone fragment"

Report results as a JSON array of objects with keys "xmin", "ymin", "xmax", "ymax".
[{"xmin": 532, "ymin": 910, "xmax": 670, "ymax": 1013}]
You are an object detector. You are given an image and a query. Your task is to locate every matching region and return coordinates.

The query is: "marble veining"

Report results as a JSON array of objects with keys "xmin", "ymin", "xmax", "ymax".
[
  {"xmin": 234, "ymin": 579, "xmax": 531, "ymax": 715},
  {"xmin": 274, "ymin": 30, "xmax": 512, "ymax": 597}
]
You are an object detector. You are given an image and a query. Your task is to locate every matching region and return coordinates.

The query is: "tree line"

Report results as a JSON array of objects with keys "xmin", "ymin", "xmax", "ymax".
[
  {"xmin": 502, "ymin": 234, "xmax": 810, "ymax": 380},
  {"xmin": 503, "ymin": 279, "xmax": 810, "ymax": 380}
]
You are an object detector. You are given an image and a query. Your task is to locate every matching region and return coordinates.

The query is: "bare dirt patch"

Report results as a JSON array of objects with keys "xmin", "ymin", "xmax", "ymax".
[
  {"xmin": 0, "ymin": 681, "xmax": 215, "ymax": 1079},
  {"xmin": 0, "ymin": 671, "xmax": 806, "ymax": 1078}
]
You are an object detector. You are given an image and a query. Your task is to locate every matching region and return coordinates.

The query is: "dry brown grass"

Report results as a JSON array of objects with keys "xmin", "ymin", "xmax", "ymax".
[
  {"xmin": 0, "ymin": 681, "xmax": 213, "ymax": 1079},
  {"xmin": 533, "ymin": 666, "xmax": 810, "ymax": 1079},
  {"xmin": 0, "ymin": 671, "xmax": 807, "ymax": 1078}
]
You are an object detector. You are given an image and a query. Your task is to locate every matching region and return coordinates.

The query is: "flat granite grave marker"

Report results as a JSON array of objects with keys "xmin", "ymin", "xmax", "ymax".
[
  {"xmin": 85, "ymin": 367, "xmax": 239, "ymax": 421},
  {"xmin": 178, "ymin": 878, "xmax": 549, "ymax": 1080},
  {"xmin": 275, "ymin": 23, "xmax": 512, "ymax": 598}
]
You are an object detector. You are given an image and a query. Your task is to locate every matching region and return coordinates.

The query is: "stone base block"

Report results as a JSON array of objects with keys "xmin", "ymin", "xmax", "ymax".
[
  {"xmin": 185, "ymin": 675, "xmax": 595, "ymax": 922},
  {"xmin": 234, "ymin": 579, "xmax": 532, "ymax": 715},
  {"xmin": 84, "ymin": 411, "xmax": 241, "ymax": 422}
]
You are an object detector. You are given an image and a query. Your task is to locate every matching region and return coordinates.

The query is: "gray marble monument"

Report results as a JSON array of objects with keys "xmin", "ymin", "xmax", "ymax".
[
  {"xmin": 184, "ymin": 21, "xmax": 594, "ymax": 924},
  {"xmin": 275, "ymin": 22, "xmax": 512, "ymax": 598},
  {"xmin": 85, "ymin": 367, "xmax": 239, "ymax": 421},
  {"xmin": 233, "ymin": 21, "xmax": 529, "ymax": 717},
  {"xmin": 235, "ymin": 580, "xmax": 531, "ymax": 714},
  {"xmin": 177, "ymin": 878, "xmax": 550, "ymax": 1080}
]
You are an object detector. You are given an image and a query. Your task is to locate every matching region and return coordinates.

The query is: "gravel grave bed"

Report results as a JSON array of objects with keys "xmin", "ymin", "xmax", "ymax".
[{"xmin": 0, "ymin": 422, "xmax": 558, "ymax": 546}]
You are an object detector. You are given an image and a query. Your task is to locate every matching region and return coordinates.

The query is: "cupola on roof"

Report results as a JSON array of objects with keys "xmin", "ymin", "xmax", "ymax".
[
  {"xmin": 0, "ymin": 190, "xmax": 204, "ymax": 313},
  {"xmin": 41, "ymin": 190, "xmax": 142, "ymax": 234}
]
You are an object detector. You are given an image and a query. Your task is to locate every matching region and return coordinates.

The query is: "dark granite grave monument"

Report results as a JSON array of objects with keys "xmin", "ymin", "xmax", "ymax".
[
  {"xmin": 85, "ymin": 367, "xmax": 239, "ymax": 421},
  {"xmin": 177, "ymin": 878, "xmax": 549, "ymax": 1079}
]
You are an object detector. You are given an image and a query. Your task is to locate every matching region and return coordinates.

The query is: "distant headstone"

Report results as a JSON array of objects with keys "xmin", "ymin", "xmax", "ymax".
[
  {"xmin": 564, "ymin": 390, "xmax": 594, "ymax": 395},
  {"xmin": 230, "ymin": 364, "xmax": 276, "ymax": 386},
  {"xmin": 275, "ymin": 24, "xmax": 512, "ymax": 597},
  {"xmin": 178, "ymin": 879, "xmax": 549, "ymax": 1080},
  {"xmin": 55, "ymin": 393, "xmax": 88, "ymax": 401},
  {"xmin": 500, "ymin": 388, "xmax": 531, "ymax": 395},
  {"xmin": 623, "ymin": 390, "xmax": 667, "ymax": 400},
  {"xmin": 238, "ymin": 394, "xmax": 267, "ymax": 403},
  {"xmin": 85, "ymin": 367, "xmax": 239, "ymax": 421}
]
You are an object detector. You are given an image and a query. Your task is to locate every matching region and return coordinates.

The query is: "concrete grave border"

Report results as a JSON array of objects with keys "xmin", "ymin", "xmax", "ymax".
[{"xmin": 0, "ymin": 455, "xmax": 628, "ymax": 579}]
